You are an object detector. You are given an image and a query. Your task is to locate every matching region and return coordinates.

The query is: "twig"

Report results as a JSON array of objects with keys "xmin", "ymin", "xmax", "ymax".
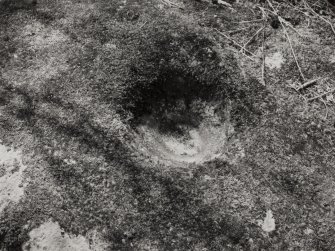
[
  {"xmin": 300, "ymin": 92, "xmax": 309, "ymax": 115},
  {"xmin": 303, "ymin": 0, "xmax": 335, "ymax": 36},
  {"xmin": 282, "ymin": 22, "xmax": 305, "ymax": 82},
  {"xmin": 261, "ymin": 27, "xmax": 266, "ymax": 86},
  {"xmin": 308, "ymin": 88, "xmax": 335, "ymax": 102},
  {"xmin": 260, "ymin": 7, "xmax": 267, "ymax": 86},
  {"xmin": 295, "ymin": 77, "xmax": 323, "ymax": 91},
  {"xmin": 264, "ymin": 0, "xmax": 279, "ymax": 15},
  {"xmin": 278, "ymin": 16, "xmax": 304, "ymax": 37},
  {"xmin": 227, "ymin": 27, "xmax": 250, "ymax": 34},
  {"xmin": 240, "ymin": 26, "xmax": 265, "ymax": 53},
  {"xmin": 214, "ymin": 28, "xmax": 257, "ymax": 57},
  {"xmin": 130, "ymin": 21, "xmax": 148, "ymax": 33},
  {"xmin": 161, "ymin": 0, "xmax": 184, "ymax": 9},
  {"xmin": 320, "ymin": 98, "xmax": 329, "ymax": 120},
  {"xmin": 233, "ymin": 19, "xmax": 264, "ymax": 24},
  {"xmin": 266, "ymin": 0, "xmax": 306, "ymax": 82},
  {"xmin": 217, "ymin": 0, "xmax": 232, "ymax": 7},
  {"xmin": 259, "ymin": 6, "xmax": 304, "ymax": 37},
  {"xmin": 138, "ymin": 21, "xmax": 148, "ymax": 29}
]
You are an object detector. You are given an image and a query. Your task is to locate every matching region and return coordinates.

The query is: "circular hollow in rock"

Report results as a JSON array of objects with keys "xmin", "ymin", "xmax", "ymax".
[{"xmin": 129, "ymin": 72, "xmax": 234, "ymax": 165}]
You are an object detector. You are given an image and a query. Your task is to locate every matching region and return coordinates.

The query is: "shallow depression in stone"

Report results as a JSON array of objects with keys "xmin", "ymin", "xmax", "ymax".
[{"xmin": 127, "ymin": 73, "xmax": 234, "ymax": 165}]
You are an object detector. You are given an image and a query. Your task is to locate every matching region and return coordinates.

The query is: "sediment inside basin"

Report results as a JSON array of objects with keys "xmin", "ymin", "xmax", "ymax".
[{"xmin": 129, "ymin": 73, "xmax": 234, "ymax": 165}]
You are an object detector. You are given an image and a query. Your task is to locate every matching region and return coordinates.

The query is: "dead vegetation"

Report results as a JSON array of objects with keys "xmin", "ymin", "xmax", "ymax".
[{"xmin": 207, "ymin": 0, "xmax": 335, "ymax": 119}]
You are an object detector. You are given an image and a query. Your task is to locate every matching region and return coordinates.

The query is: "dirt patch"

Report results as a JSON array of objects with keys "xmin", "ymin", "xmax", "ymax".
[
  {"xmin": 259, "ymin": 209, "xmax": 276, "ymax": 233},
  {"xmin": 265, "ymin": 52, "xmax": 285, "ymax": 70},
  {"xmin": 22, "ymin": 220, "xmax": 94, "ymax": 251},
  {"xmin": 0, "ymin": 144, "xmax": 26, "ymax": 214}
]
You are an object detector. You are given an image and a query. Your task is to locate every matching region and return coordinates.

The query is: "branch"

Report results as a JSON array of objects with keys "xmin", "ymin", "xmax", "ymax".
[
  {"xmin": 295, "ymin": 77, "xmax": 323, "ymax": 91},
  {"xmin": 308, "ymin": 88, "xmax": 335, "ymax": 102}
]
